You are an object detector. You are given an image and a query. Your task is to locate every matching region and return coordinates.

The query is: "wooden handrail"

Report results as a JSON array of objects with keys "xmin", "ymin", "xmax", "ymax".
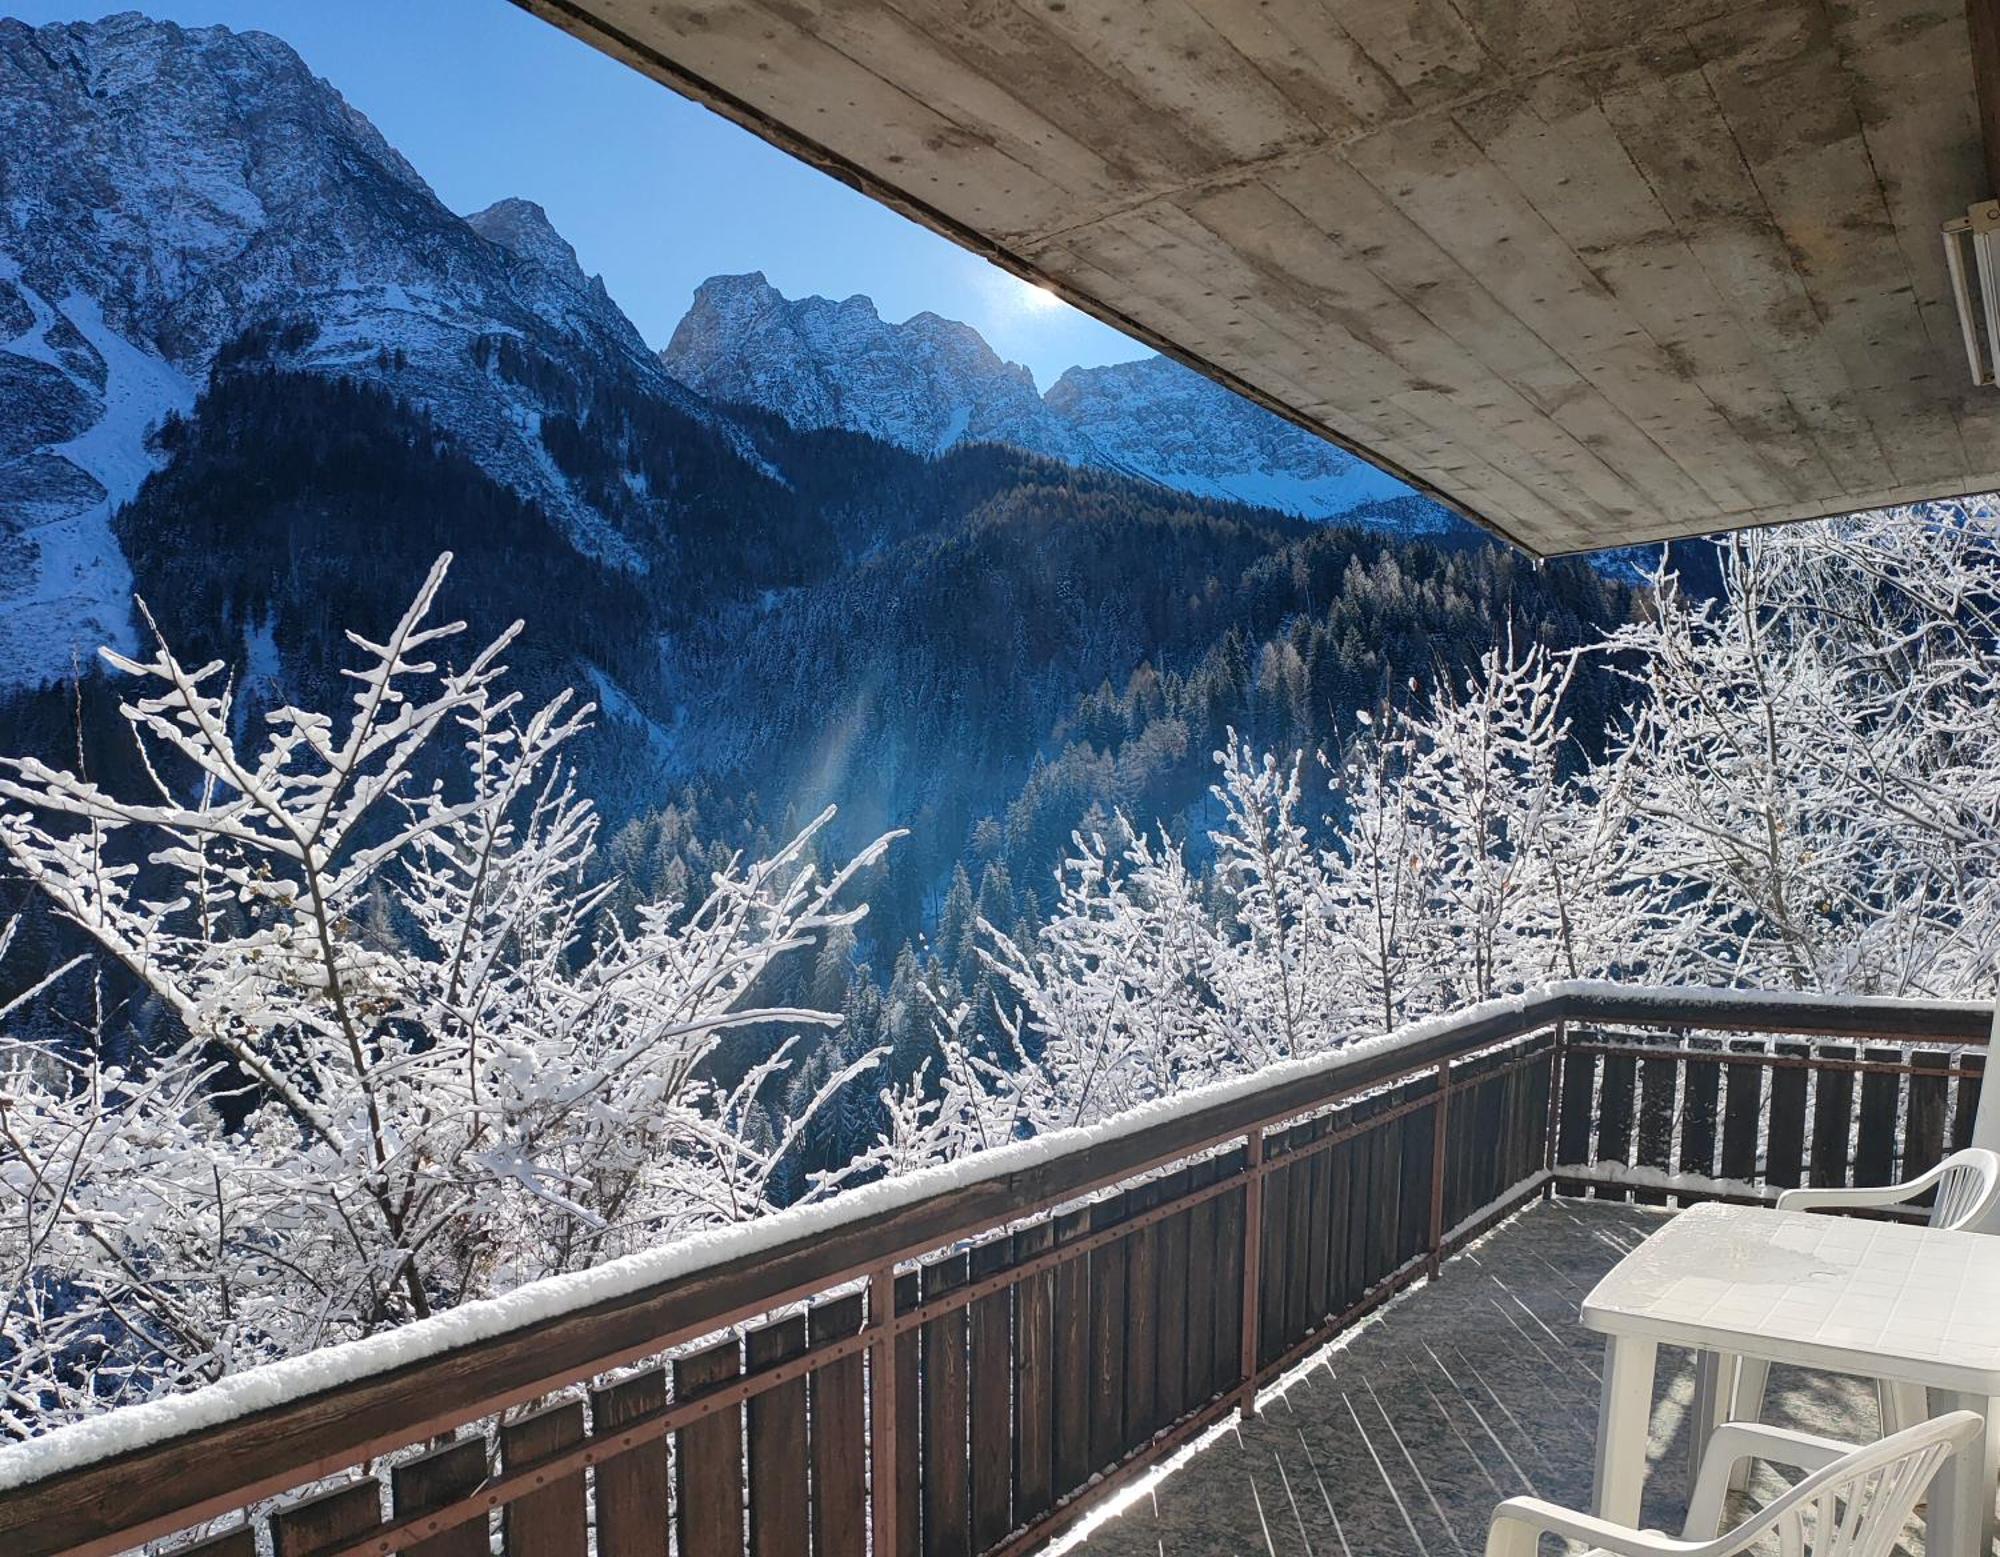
[{"xmin": 0, "ymin": 982, "xmax": 1987, "ymax": 1555}]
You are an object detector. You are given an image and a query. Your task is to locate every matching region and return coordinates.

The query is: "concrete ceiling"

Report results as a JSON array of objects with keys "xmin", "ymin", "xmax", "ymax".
[{"xmin": 515, "ymin": 0, "xmax": 2000, "ymax": 555}]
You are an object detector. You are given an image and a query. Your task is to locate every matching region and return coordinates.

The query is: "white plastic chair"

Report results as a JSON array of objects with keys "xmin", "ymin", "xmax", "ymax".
[
  {"xmin": 1723, "ymin": 1147, "xmax": 2000, "ymax": 1446},
  {"xmin": 1485, "ymin": 1410, "xmax": 1982, "ymax": 1557},
  {"xmin": 1776, "ymin": 1147, "xmax": 2000, "ymax": 1235}
]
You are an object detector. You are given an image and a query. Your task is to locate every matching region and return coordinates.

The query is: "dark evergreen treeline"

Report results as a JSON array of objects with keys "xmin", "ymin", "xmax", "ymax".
[{"xmin": 0, "ymin": 327, "xmax": 1647, "ymax": 1198}]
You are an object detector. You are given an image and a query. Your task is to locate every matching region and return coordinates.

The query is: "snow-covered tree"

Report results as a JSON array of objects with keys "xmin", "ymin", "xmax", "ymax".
[
  {"xmin": 981, "ymin": 818, "xmax": 1225, "ymax": 1129},
  {"xmin": 1324, "ymin": 701, "xmax": 1439, "ymax": 1033},
  {"xmin": 975, "ymin": 502, "xmax": 2000, "ymax": 1147},
  {"xmin": 1399, "ymin": 638, "xmax": 1583, "ymax": 1003},
  {"xmin": 1207, "ymin": 738, "xmax": 1343, "ymax": 1065},
  {"xmin": 1604, "ymin": 508, "xmax": 2000, "ymax": 995},
  {"xmin": 0, "ymin": 555, "xmax": 894, "ymax": 1432}
]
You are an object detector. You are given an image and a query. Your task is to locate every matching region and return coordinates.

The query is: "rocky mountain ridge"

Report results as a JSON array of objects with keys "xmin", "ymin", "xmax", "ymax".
[
  {"xmin": 0, "ymin": 11, "xmax": 1453, "ymax": 703},
  {"xmin": 661, "ymin": 271, "xmax": 1443, "ymax": 529},
  {"xmin": 0, "ymin": 11, "xmax": 752, "ymax": 688}
]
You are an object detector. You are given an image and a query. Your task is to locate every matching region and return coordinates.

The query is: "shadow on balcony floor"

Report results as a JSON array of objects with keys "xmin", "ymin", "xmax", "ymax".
[{"xmin": 1070, "ymin": 1196, "xmax": 1949, "ymax": 1557}]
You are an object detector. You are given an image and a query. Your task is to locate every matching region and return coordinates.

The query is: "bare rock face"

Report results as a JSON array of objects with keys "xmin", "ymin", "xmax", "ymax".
[
  {"xmin": 664, "ymin": 273, "xmax": 1095, "ymax": 464},
  {"xmin": 663, "ymin": 274, "xmax": 1439, "ymax": 530}
]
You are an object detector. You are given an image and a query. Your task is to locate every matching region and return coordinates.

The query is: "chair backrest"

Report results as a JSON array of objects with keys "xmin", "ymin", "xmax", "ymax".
[
  {"xmin": 1717, "ymin": 1411, "xmax": 1980, "ymax": 1557},
  {"xmin": 1927, "ymin": 1146, "xmax": 2000, "ymax": 1230}
]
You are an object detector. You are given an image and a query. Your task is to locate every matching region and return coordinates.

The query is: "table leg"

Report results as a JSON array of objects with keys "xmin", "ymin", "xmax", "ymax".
[
  {"xmin": 1927, "ymin": 1391, "xmax": 2000, "ymax": 1557},
  {"xmin": 1593, "ymin": 1335, "xmax": 1658, "ymax": 1527},
  {"xmin": 1689, "ymin": 1350, "xmax": 1729, "ymax": 1491}
]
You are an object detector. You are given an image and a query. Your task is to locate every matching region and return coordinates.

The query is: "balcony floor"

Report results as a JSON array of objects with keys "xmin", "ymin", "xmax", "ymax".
[{"xmin": 1072, "ymin": 1197, "xmax": 1961, "ymax": 1557}]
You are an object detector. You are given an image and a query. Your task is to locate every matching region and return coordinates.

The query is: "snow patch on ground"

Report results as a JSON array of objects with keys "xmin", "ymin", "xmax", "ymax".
[
  {"xmin": 584, "ymin": 662, "xmax": 675, "ymax": 767},
  {"xmin": 0, "ymin": 260, "xmax": 70, "ymax": 371},
  {"xmin": 0, "ymin": 288, "xmax": 191, "ymax": 692},
  {"xmin": 1125, "ymin": 460, "xmax": 1431, "ymax": 524}
]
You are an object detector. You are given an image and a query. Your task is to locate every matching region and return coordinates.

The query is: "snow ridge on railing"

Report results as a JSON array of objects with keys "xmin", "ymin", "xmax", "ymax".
[{"xmin": 0, "ymin": 980, "xmax": 1986, "ymax": 1498}]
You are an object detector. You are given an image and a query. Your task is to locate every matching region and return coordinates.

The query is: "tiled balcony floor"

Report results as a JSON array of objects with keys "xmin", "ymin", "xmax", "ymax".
[{"xmin": 1072, "ymin": 1197, "xmax": 1955, "ymax": 1557}]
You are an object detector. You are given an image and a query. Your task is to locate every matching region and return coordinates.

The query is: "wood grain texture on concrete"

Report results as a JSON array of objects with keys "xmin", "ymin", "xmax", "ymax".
[{"xmin": 515, "ymin": 0, "xmax": 2000, "ymax": 555}]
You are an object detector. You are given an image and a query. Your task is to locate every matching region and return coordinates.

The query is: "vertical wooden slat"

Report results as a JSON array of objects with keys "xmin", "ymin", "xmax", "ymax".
[
  {"xmin": 1906, "ymin": 1048, "xmax": 1951, "ymax": 1182},
  {"xmin": 922, "ymin": 1252, "xmax": 971, "ymax": 1557},
  {"xmin": 1408, "ymin": 1080, "xmax": 1440, "ymax": 1264},
  {"xmin": 1153, "ymin": 1168, "xmax": 1192, "ymax": 1429},
  {"xmin": 1953, "ymin": 1051, "xmax": 1985, "ymax": 1152},
  {"xmin": 273, "ymin": 1479, "xmax": 381, "ymax": 1557},
  {"xmin": 1477, "ymin": 1061, "xmax": 1507, "ymax": 1213},
  {"xmin": 1051, "ymin": 1207, "xmax": 1092, "ymax": 1499},
  {"xmin": 393, "ymin": 1438, "xmax": 488, "ymax": 1557},
  {"xmin": 1183, "ymin": 1159, "xmax": 1219, "ymax": 1406},
  {"xmin": 1556, "ymin": 1041, "xmax": 1597, "ymax": 1171},
  {"xmin": 1342, "ymin": 1109, "xmax": 1375, "ymax": 1300},
  {"xmin": 1323, "ymin": 1125, "xmax": 1353, "ymax": 1315},
  {"xmin": 1809, "ymin": 1045, "xmax": 1856, "ymax": 1189},
  {"xmin": 1305, "ymin": 1126, "xmax": 1335, "ymax": 1325},
  {"xmin": 1447, "ymin": 1067, "xmax": 1480, "ymax": 1227},
  {"xmin": 811, "ymin": 1293, "xmax": 868, "ymax": 1557},
  {"xmin": 501, "ymin": 1402, "xmax": 587, "ymax": 1557},
  {"xmin": 1211, "ymin": 1147, "xmax": 1246, "ymax": 1401},
  {"xmin": 1530, "ymin": 1038, "xmax": 1556, "ymax": 1180},
  {"xmin": 968, "ymin": 1238, "xmax": 1013, "ymax": 1552},
  {"xmin": 1093, "ymin": 1195, "xmax": 1134, "ymax": 1460},
  {"xmin": 1237, "ymin": 1131, "xmax": 1265, "ymax": 1407},
  {"xmin": 1440, "ymin": 1072, "xmax": 1472, "ymax": 1240},
  {"xmin": 1371, "ymin": 1105, "xmax": 1404, "ymax": 1286},
  {"xmin": 1766, "ymin": 1042, "xmax": 1809, "ymax": 1190},
  {"xmin": 747, "ymin": 1315, "xmax": 810, "ymax": 1557},
  {"xmin": 1425, "ymin": 1066, "xmax": 1449, "ymax": 1271},
  {"xmin": 1680, "ymin": 1036, "xmax": 1721, "ymax": 1181},
  {"xmin": 1256, "ymin": 1152, "xmax": 1288, "ymax": 1370},
  {"xmin": 1721, "ymin": 1040, "xmax": 1766, "ymax": 1185},
  {"xmin": 1854, "ymin": 1046, "xmax": 1902, "ymax": 1186},
  {"xmin": 1283, "ymin": 1130, "xmax": 1314, "ymax": 1346},
  {"xmin": 1634, "ymin": 1047, "xmax": 1677, "ymax": 1205},
  {"xmin": 1491, "ymin": 1058, "xmax": 1520, "ymax": 1215},
  {"xmin": 1013, "ymin": 1221, "xmax": 1056, "ymax": 1528},
  {"xmin": 1445, "ymin": 1067, "xmax": 1472, "ymax": 1229},
  {"xmin": 1511, "ymin": 1050, "xmax": 1540, "ymax": 1193},
  {"xmin": 674, "ymin": 1340, "xmax": 743, "ymax": 1557},
  {"xmin": 1124, "ymin": 1181, "xmax": 1160, "ymax": 1441},
  {"xmin": 591, "ymin": 1369, "xmax": 668, "ymax": 1557},
  {"xmin": 1596, "ymin": 1045, "xmax": 1637, "ymax": 1198},
  {"xmin": 895, "ymin": 1268, "xmax": 921, "ymax": 1557}
]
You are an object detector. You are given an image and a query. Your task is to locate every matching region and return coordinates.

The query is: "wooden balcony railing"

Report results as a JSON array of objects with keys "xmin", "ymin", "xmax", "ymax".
[{"xmin": 0, "ymin": 984, "xmax": 1989, "ymax": 1557}]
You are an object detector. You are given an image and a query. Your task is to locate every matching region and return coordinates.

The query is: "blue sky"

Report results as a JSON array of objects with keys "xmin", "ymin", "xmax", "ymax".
[{"xmin": 5, "ymin": 0, "xmax": 1147, "ymax": 388}]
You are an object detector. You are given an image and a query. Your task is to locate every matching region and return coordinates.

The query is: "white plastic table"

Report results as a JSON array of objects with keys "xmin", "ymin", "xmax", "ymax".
[{"xmin": 1581, "ymin": 1201, "xmax": 2000, "ymax": 1557}]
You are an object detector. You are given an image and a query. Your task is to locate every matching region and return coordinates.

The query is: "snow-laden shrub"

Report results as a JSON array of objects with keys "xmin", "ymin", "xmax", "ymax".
[
  {"xmin": 899, "ymin": 504, "xmax": 2000, "ymax": 1143},
  {"xmin": 0, "ymin": 555, "xmax": 893, "ymax": 1432}
]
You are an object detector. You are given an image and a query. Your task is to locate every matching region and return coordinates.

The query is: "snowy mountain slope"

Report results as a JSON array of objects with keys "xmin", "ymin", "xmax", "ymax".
[
  {"xmin": 659, "ymin": 274, "xmax": 1452, "ymax": 531},
  {"xmin": 0, "ymin": 262, "xmax": 192, "ymax": 687},
  {"xmin": 662, "ymin": 273, "xmax": 1096, "ymax": 464},
  {"xmin": 0, "ymin": 12, "xmax": 776, "ymax": 691},
  {"xmin": 1044, "ymin": 356, "xmax": 1442, "ymax": 528}
]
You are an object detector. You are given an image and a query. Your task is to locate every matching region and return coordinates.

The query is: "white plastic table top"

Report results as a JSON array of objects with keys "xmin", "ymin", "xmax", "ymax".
[{"xmin": 1581, "ymin": 1200, "xmax": 2000, "ymax": 1394}]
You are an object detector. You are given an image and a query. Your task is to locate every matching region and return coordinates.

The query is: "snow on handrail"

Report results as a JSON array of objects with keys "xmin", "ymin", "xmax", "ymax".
[{"xmin": 0, "ymin": 980, "xmax": 1986, "ymax": 1501}]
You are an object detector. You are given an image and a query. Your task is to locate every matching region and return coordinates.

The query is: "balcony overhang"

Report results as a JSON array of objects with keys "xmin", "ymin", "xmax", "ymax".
[{"xmin": 514, "ymin": 0, "xmax": 2000, "ymax": 555}]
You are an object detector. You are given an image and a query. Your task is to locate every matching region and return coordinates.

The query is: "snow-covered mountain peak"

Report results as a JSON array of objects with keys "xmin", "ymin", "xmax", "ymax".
[
  {"xmin": 0, "ymin": 13, "xmax": 769, "ymax": 691},
  {"xmin": 663, "ymin": 274, "xmax": 1446, "ymax": 529},
  {"xmin": 1045, "ymin": 355, "xmax": 1427, "ymax": 522}
]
